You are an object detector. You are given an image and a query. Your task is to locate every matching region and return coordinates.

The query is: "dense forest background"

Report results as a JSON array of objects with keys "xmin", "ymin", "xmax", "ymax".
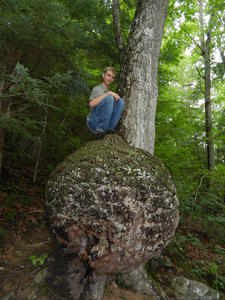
[{"xmin": 0, "ymin": 0, "xmax": 225, "ymax": 296}]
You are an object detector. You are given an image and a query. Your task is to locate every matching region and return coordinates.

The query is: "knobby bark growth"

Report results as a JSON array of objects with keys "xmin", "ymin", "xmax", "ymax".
[
  {"xmin": 113, "ymin": 0, "xmax": 169, "ymax": 155},
  {"xmin": 46, "ymin": 134, "xmax": 179, "ymax": 299}
]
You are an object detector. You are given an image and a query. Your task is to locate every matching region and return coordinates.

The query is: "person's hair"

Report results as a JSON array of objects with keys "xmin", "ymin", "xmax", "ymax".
[{"xmin": 103, "ymin": 66, "xmax": 116, "ymax": 75}]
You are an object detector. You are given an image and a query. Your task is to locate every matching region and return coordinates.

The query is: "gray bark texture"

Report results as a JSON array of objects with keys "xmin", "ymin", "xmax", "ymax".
[
  {"xmin": 204, "ymin": 30, "xmax": 215, "ymax": 171},
  {"xmin": 119, "ymin": 0, "xmax": 169, "ymax": 155},
  {"xmin": 46, "ymin": 135, "xmax": 179, "ymax": 299}
]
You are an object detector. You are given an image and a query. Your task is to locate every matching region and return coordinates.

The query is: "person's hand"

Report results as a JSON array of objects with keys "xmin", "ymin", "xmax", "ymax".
[{"xmin": 108, "ymin": 91, "xmax": 120, "ymax": 101}]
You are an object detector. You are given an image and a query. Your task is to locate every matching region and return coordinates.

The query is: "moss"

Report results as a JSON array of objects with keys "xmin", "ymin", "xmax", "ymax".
[
  {"xmin": 45, "ymin": 134, "xmax": 179, "ymax": 276},
  {"xmin": 46, "ymin": 134, "xmax": 178, "ymax": 231}
]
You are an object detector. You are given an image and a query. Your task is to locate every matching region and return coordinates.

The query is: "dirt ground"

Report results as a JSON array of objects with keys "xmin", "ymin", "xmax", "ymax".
[{"xmin": 0, "ymin": 219, "xmax": 156, "ymax": 300}]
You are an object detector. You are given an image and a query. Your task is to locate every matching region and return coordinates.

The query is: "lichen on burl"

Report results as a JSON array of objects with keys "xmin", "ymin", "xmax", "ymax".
[{"xmin": 46, "ymin": 134, "xmax": 179, "ymax": 275}]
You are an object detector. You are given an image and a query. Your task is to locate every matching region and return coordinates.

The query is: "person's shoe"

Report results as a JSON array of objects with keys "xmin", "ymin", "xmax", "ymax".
[
  {"xmin": 95, "ymin": 129, "xmax": 105, "ymax": 139},
  {"xmin": 106, "ymin": 128, "xmax": 116, "ymax": 134}
]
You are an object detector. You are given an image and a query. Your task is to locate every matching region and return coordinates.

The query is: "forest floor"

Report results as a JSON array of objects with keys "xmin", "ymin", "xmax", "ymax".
[{"xmin": 0, "ymin": 162, "xmax": 225, "ymax": 299}]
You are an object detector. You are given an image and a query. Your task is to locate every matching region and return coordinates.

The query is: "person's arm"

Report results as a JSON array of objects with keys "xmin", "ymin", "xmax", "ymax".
[
  {"xmin": 89, "ymin": 93, "xmax": 108, "ymax": 108},
  {"xmin": 89, "ymin": 91, "xmax": 120, "ymax": 108}
]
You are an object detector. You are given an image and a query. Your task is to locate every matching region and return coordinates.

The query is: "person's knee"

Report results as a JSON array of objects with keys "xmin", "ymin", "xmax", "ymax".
[
  {"xmin": 118, "ymin": 98, "xmax": 124, "ymax": 110},
  {"xmin": 103, "ymin": 95, "xmax": 114, "ymax": 105}
]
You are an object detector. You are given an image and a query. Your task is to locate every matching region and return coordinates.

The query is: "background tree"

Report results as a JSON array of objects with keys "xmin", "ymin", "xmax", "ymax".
[
  {"xmin": 198, "ymin": 0, "xmax": 215, "ymax": 174},
  {"xmin": 155, "ymin": 0, "xmax": 225, "ymax": 208}
]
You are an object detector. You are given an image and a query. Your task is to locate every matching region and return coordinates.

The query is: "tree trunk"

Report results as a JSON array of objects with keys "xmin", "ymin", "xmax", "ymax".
[
  {"xmin": 0, "ymin": 61, "xmax": 15, "ymax": 177},
  {"xmin": 112, "ymin": 0, "xmax": 124, "ymax": 65},
  {"xmin": 0, "ymin": 79, "xmax": 8, "ymax": 177},
  {"xmin": 204, "ymin": 31, "xmax": 215, "ymax": 171},
  {"xmin": 198, "ymin": 0, "xmax": 215, "ymax": 172},
  {"xmin": 119, "ymin": 0, "xmax": 169, "ymax": 155},
  {"xmin": 0, "ymin": 123, "xmax": 5, "ymax": 178},
  {"xmin": 33, "ymin": 99, "xmax": 49, "ymax": 183}
]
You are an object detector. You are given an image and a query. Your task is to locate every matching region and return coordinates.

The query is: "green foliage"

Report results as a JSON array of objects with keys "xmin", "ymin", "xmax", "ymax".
[
  {"xmin": 167, "ymin": 234, "xmax": 188, "ymax": 261},
  {"xmin": 4, "ymin": 210, "xmax": 16, "ymax": 224},
  {"xmin": 0, "ymin": 0, "xmax": 77, "ymax": 74},
  {"xmin": 201, "ymin": 261, "xmax": 225, "ymax": 291},
  {"xmin": 29, "ymin": 253, "xmax": 48, "ymax": 267},
  {"xmin": 115, "ymin": 273, "xmax": 123, "ymax": 288},
  {"xmin": 214, "ymin": 245, "xmax": 225, "ymax": 257},
  {"xmin": 2, "ymin": 192, "xmax": 33, "ymax": 227},
  {"xmin": 0, "ymin": 0, "xmax": 124, "ymax": 178},
  {"xmin": 157, "ymin": 32, "xmax": 225, "ymax": 215},
  {"xmin": 1, "ymin": 63, "xmax": 72, "ymax": 145},
  {"xmin": 20, "ymin": 195, "xmax": 33, "ymax": 208},
  {"xmin": 163, "ymin": 218, "xmax": 225, "ymax": 293},
  {"xmin": 0, "ymin": 227, "xmax": 7, "ymax": 241},
  {"xmin": 187, "ymin": 233, "xmax": 202, "ymax": 247}
]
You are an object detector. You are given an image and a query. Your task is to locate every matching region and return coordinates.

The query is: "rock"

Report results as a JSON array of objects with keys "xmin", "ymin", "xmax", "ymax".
[
  {"xmin": 34, "ymin": 268, "xmax": 49, "ymax": 284},
  {"xmin": 27, "ymin": 290, "xmax": 38, "ymax": 300},
  {"xmin": 171, "ymin": 276, "xmax": 220, "ymax": 300},
  {"xmin": 122, "ymin": 265, "xmax": 168, "ymax": 300},
  {"xmin": 104, "ymin": 281, "xmax": 155, "ymax": 300},
  {"xmin": 0, "ymin": 292, "xmax": 14, "ymax": 300},
  {"xmin": 45, "ymin": 134, "xmax": 179, "ymax": 298}
]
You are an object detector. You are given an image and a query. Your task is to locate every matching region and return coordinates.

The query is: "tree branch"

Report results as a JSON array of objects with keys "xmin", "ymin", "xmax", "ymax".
[
  {"xmin": 196, "ymin": 65, "xmax": 204, "ymax": 79},
  {"xmin": 112, "ymin": 0, "xmax": 124, "ymax": 64},
  {"xmin": 194, "ymin": 174, "xmax": 206, "ymax": 201},
  {"xmin": 183, "ymin": 28, "xmax": 205, "ymax": 55},
  {"xmin": 198, "ymin": 0, "xmax": 205, "ymax": 54}
]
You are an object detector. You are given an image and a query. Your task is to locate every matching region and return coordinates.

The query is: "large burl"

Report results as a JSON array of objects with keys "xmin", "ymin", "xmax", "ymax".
[{"xmin": 46, "ymin": 134, "xmax": 179, "ymax": 299}]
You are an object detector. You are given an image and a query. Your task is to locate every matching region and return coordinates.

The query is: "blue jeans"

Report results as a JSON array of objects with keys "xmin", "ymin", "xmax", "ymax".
[{"xmin": 87, "ymin": 95, "xmax": 124, "ymax": 133}]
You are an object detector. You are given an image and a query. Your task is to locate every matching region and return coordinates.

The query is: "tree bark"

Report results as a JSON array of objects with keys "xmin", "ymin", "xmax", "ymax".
[
  {"xmin": 198, "ymin": 0, "xmax": 215, "ymax": 172},
  {"xmin": 0, "ymin": 76, "xmax": 9, "ymax": 177},
  {"xmin": 112, "ymin": 0, "xmax": 124, "ymax": 65},
  {"xmin": 0, "ymin": 61, "xmax": 16, "ymax": 177},
  {"xmin": 0, "ymin": 80, "xmax": 5, "ymax": 177},
  {"xmin": 0, "ymin": 98, "xmax": 10, "ymax": 177},
  {"xmin": 33, "ymin": 99, "xmax": 49, "ymax": 183},
  {"xmin": 204, "ymin": 31, "xmax": 215, "ymax": 171},
  {"xmin": 219, "ymin": 49, "xmax": 225, "ymax": 67},
  {"xmin": 119, "ymin": 0, "xmax": 169, "ymax": 155}
]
